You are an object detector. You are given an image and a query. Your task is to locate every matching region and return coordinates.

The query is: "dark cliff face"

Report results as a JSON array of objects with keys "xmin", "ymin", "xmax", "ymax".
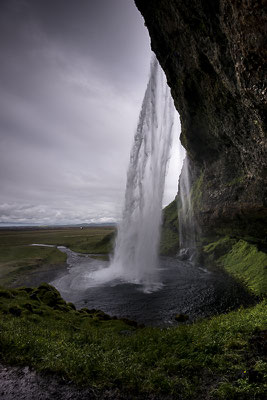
[{"xmin": 135, "ymin": 0, "xmax": 267, "ymax": 243}]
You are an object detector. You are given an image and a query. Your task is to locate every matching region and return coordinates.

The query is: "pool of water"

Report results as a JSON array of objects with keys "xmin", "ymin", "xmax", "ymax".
[{"xmin": 46, "ymin": 246, "xmax": 254, "ymax": 326}]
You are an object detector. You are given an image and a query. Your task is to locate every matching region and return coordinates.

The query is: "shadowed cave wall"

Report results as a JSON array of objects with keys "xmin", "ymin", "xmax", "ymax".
[{"xmin": 135, "ymin": 0, "xmax": 267, "ymax": 246}]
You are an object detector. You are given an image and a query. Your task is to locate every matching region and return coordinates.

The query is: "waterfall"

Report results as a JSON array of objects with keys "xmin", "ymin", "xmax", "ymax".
[
  {"xmin": 178, "ymin": 155, "xmax": 197, "ymax": 261},
  {"xmin": 92, "ymin": 55, "xmax": 174, "ymax": 291}
]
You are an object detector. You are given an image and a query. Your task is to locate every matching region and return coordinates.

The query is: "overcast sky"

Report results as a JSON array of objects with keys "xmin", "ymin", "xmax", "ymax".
[{"xmin": 0, "ymin": 0, "xmax": 182, "ymax": 226}]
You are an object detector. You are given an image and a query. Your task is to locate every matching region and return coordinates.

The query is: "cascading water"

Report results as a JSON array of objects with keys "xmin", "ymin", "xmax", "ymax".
[
  {"xmin": 92, "ymin": 55, "xmax": 174, "ymax": 291},
  {"xmin": 48, "ymin": 58, "xmax": 252, "ymax": 324},
  {"xmin": 178, "ymin": 155, "xmax": 197, "ymax": 261}
]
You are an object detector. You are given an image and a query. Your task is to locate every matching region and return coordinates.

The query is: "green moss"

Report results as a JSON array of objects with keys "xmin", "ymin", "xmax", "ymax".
[
  {"xmin": 203, "ymin": 238, "xmax": 267, "ymax": 296},
  {"xmin": 219, "ymin": 240, "xmax": 267, "ymax": 296},
  {"xmin": 30, "ymin": 283, "xmax": 69, "ymax": 310},
  {"xmin": 226, "ymin": 176, "xmax": 245, "ymax": 187},
  {"xmin": 0, "ymin": 285, "xmax": 266, "ymax": 398},
  {"xmin": 160, "ymin": 199, "xmax": 179, "ymax": 255},
  {"xmin": 160, "ymin": 228, "xmax": 179, "ymax": 255},
  {"xmin": 203, "ymin": 236, "xmax": 236, "ymax": 260}
]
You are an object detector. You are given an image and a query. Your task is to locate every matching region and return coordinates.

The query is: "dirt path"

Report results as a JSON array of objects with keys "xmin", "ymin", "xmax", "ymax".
[
  {"xmin": 0, "ymin": 363, "xmax": 169, "ymax": 400},
  {"xmin": 0, "ymin": 363, "xmax": 97, "ymax": 399}
]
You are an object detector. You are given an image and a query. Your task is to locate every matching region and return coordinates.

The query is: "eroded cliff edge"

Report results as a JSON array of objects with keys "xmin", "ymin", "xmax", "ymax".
[{"xmin": 135, "ymin": 0, "xmax": 267, "ymax": 246}]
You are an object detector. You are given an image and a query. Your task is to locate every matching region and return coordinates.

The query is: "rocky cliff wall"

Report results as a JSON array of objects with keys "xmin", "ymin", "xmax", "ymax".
[{"xmin": 135, "ymin": 0, "xmax": 267, "ymax": 245}]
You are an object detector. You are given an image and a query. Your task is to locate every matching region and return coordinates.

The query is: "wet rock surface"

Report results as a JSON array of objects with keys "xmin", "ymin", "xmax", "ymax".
[
  {"xmin": 135, "ymin": 0, "xmax": 267, "ymax": 243},
  {"xmin": 174, "ymin": 313, "xmax": 189, "ymax": 322}
]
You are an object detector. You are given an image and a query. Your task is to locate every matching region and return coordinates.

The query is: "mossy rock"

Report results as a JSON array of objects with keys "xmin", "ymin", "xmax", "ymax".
[
  {"xmin": 175, "ymin": 313, "xmax": 189, "ymax": 322},
  {"xmin": 160, "ymin": 199, "xmax": 180, "ymax": 256},
  {"xmin": 120, "ymin": 318, "xmax": 138, "ymax": 327},
  {"xmin": 18, "ymin": 287, "xmax": 34, "ymax": 294},
  {"xmin": 203, "ymin": 237, "xmax": 236, "ymax": 262},
  {"xmin": 54, "ymin": 304, "xmax": 70, "ymax": 312},
  {"xmin": 30, "ymin": 283, "xmax": 68, "ymax": 310},
  {"xmin": 78, "ymin": 308, "xmax": 94, "ymax": 315},
  {"xmin": 8, "ymin": 305, "xmax": 22, "ymax": 317},
  {"xmin": 95, "ymin": 311, "xmax": 112, "ymax": 321},
  {"xmin": 202, "ymin": 237, "xmax": 267, "ymax": 296},
  {"xmin": 0, "ymin": 289, "xmax": 14, "ymax": 299},
  {"xmin": 22, "ymin": 303, "xmax": 34, "ymax": 313},
  {"xmin": 67, "ymin": 302, "xmax": 76, "ymax": 310}
]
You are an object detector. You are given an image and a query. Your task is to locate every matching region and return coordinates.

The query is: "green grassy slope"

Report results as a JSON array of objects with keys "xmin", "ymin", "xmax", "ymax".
[
  {"xmin": 0, "ymin": 284, "xmax": 266, "ymax": 399},
  {"xmin": 160, "ymin": 199, "xmax": 179, "ymax": 256},
  {"xmin": 203, "ymin": 237, "xmax": 267, "ymax": 297}
]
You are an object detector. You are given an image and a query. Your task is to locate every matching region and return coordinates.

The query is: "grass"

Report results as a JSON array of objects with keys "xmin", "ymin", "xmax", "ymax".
[
  {"xmin": 0, "ymin": 245, "xmax": 67, "ymax": 286},
  {"xmin": 0, "ymin": 227, "xmax": 115, "ymax": 286},
  {"xmin": 0, "ymin": 227, "xmax": 266, "ymax": 398},
  {"xmin": 203, "ymin": 237, "xmax": 267, "ymax": 297},
  {"xmin": 0, "ymin": 284, "xmax": 266, "ymax": 399},
  {"xmin": 0, "ymin": 226, "xmax": 115, "ymax": 252},
  {"xmin": 220, "ymin": 240, "xmax": 267, "ymax": 296},
  {"xmin": 160, "ymin": 200, "xmax": 179, "ymax": 256}
]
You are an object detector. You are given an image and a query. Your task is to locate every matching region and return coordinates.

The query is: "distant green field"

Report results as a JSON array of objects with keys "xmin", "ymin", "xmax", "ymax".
[{"xmin": 0, "ymin": 227, "xmax": 115, "ymax": 286}]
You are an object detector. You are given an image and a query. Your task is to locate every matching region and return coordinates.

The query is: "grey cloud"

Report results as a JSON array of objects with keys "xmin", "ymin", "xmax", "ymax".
[{"xmin": 0, "ymin": 0, "xmax": 179, "ymax": 226}]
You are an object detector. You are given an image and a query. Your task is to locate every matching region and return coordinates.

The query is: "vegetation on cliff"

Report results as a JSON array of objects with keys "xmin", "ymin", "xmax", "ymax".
[
  {"xmin": 0, "ymin": 284, "xmax": 266, "ymax": 399},
  {"xmin": 160, "ymin": 195, "xmax": 267, "ymax": 299},
  {"xmin": 160, "ymin": 199, "xmax": 179, "ymax": 256},
  {"xmin": 135, "ymin": 0, "xmax": 267, "ymax": 245},
  {"xmin": 203, "ymin": 237, "xmax": 267, "ymax": 297}
]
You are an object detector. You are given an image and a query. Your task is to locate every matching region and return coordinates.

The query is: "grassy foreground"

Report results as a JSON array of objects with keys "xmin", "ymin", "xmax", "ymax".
[
  {"xmin": 0, "ymin": 227, "xmax": 115, "ymax": 286},
  {"xmin": 0, "ymin": 284, "xmax": 266, "ymax": 399}
]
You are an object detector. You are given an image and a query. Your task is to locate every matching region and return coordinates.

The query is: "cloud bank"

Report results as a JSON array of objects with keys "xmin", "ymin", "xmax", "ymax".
[{"xmin": 0, "ymin": 0, "xmax": 181, "ymax": 226}]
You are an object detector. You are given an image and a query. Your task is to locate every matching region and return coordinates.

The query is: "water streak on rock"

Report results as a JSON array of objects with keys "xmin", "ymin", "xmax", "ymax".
[{"xmin": 178, "ymin": 155, "xmax": 197, "ymax": 261}]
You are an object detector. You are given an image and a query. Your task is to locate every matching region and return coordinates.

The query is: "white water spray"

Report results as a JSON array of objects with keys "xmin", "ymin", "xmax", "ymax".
[
  {"xmin": 93, "ymin": 56, "xmax": 174, "ymax": 290},
  {"xmin": 178, "ymin": 155, "xmax": 197, "ymax": 260}
]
